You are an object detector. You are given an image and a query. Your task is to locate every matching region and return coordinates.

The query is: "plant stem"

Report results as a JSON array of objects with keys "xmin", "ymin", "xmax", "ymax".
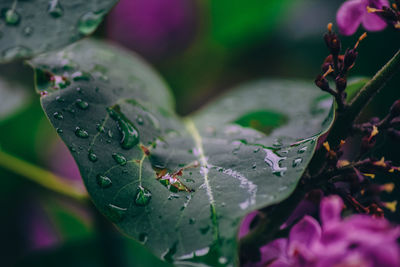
[
  {"xmin": 0, "ymin": 149, "xmax": 87, "ymax": 201},
  {"xmin": 329, "ymin": 48, "xmax": 400, "ymax": 146}
]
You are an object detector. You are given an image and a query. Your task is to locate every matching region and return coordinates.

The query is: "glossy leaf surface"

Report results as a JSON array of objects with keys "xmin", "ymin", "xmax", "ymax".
[
  {"xmin": 0, "ymin": 0, "xmax": 117, "ymax": 62},
  {"xmin": 30, "ymin": 39, "xmax": 334, "ymax": 265}
]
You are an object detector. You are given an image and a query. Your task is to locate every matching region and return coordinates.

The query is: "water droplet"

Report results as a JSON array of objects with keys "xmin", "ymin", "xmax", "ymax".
[
  {"xmin": 96, "ymin": 124, "xmax": 105, "ymax": 133},
  {"xmin": 189, "ymin": 218, "xmax": 196, "ymax": 224},
  {"xmin": 96, "ymin": 174, "xmax": 112, "ymax": 188},
  {"xmin": 77, "ymin": 10, "xmax": 105, "ymax": 35},
  {"xmin": 53, "ymin": 111, "xmax": 63, "ymax": 120},
  {"xmin": 162, "ymin": 242, "xmax": 177, "ymax": 263},
  {"xmin": 292, "ymin": 158, "xmax": 303, "ymax": 168},
  {"xmin": 219, "ymin": 257, "xmax": 228, "ymax": 264},
  {"xmin": 139, "ymin": 233, "xmax": 148, "ymax": 244},
  {"xmin": 135, "ymin": 186, "xmax": 152, "ymax": 206},
  {"xmin": 2, "ymin": 46, "xmax": 32, "ymax": 61},
  {"xmin": 107, "ymin": 204, "xmax": 126, "ymax": 222},
  {"xmin": 253, "ymin": 147, "xmax": 260, "ymax": 153},
  {"xmin": 252, "ymin": 163, "xmax": 257, "ymax": 169},
  {"xmin": 2, "ymin": 8, "xmax": 21, "ymax": 25},
  {"xmin": 168, "ymin": 193, "xmax": 180, "ymax": 200},
  {"xmin": 298, "ymin": 147, "xmax": 307, "ymax": 154},
  {"xmin": 56, "ymin": 96, "xmax": 64, "ymax": 102},
  {"xmin": 107, "ymin": 105, "xmax": 140, "ymax": 149},
  {"xmin": 71, "ymin": 71, "xmax": 91, "ymax": 81},
  {"xmin": 112, "ymin": 153, "xmax": 127, "ymax": 166},
  {"xmin": 23, "ymin": 26, "xmax": 33, "ymax": 37},
  {"xmin": 264, "ymin": 149, "xmax": 287, "ymax": 177},
  {"xmin": 75, "ymin": 127, "xmax": 89, "ymax": 138},
  {"xmin": 56, "ymin": 128, "xmax": 63, "ymax": 134},
  {"xmin": 48, "ymin": 0, "xmax": 64, "ymax": 18},
  {"xmin": 136, "ymin": 116, "xmax": 144, "ymax": 125},
  {"xmin": 75, "ymin": 99, "xmax": 89, "ymax": 110},
  {"xmin": 88, "ymin": 151, "xmax": 97, "ymax": 162}
]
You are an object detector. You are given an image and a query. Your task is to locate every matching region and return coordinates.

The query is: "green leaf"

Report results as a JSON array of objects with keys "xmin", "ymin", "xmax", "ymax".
[
  {"xmin": 0, "ymin": 70, "xmax": 31, "ymax": 124},
  {"xmin": 0, "ymin": 0, "xmax": 118, "ymax": 63},
  {"xmin": 346, "ymin": 77, "xmax": 370, "ymax": 102},
  {"xmin": 30, "ymin": 39, "xmax": 334, "ymax": 265}
]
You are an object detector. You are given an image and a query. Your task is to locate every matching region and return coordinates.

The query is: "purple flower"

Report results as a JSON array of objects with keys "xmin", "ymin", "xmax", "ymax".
[
  {"xmin": 245, "ymin": 195, "xmax": 400, "ymax": 267},
  {"xmin": 106, "ymin": 0, "xmax": 197, "ymax": 60},
  {"xmin": 336, "ymin": 0, "xmax": 389, "ymax": 35}
]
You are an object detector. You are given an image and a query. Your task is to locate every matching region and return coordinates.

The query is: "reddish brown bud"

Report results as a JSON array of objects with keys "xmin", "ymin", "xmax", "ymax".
[
  {"xmin": 324, "ymin": 32, "xmax": 341, "ymax": 56},
  {"xmin": 335, "ymin": 76, "xmax": 347, "ymax": 92},
  {"xmin": 344, "ymin": 48, "xmax": 358, "ymax": 71},
  {"xmin": 315, "ymin": 75, "xmax": 330, "ymax": 92}
]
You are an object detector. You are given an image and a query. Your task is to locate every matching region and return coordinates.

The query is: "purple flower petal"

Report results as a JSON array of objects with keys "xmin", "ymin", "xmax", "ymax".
[
  {"xmin": 320, "ymin": 195, "xmax": 343, "ymax": 227},
  {"xmin": 288, "ymin": 216, "xmax": 321, "ymax": 262},
  {"xmin": 281, "ymin": 190, "xmax": 323, "ymax": 230},
  {"xmin": 239, "ymin": 211, "xmax": 258, "ymax": 238},
  {"xmin": 362, "ymin": 12, "xmax": 387, "ymax": 31},
  {"xmin": 337, "ymin": 0, "xmax": 367, "ymax": 35}
]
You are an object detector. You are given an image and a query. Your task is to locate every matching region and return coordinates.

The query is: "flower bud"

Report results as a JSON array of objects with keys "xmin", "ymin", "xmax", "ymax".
[
  {"xmin": 324, "ymin": 32, "xmax": 341, "ymax": 56},
  {"xmin": 315, "ymin": 75, "xmax": 330, "ymax": 92},
  {"xmin": 344, "ymin": 48, "xmax": 358, "ymax": 71},
  {"xmin": 335, "ymin": 76, "xmax": 347, "ymax": 92}
]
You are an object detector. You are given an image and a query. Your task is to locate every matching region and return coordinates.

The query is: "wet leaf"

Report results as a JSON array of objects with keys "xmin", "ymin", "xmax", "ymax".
[
  {"xmin": 31, "ymin": 39, "xmax": 334, "ymax": 265},
  {"xmin": 0, "ymin": 0, "xmax": 118, "ymax": 63}
]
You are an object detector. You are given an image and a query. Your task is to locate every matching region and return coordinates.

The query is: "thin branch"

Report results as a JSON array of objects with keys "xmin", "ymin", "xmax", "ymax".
[
  {"xmin": 329, "ymin": 48, "xmax": 400, "ymax": 146},
  {"xmin": 0, "ymin": 149, "xmax": 88, "ymax": 201}
]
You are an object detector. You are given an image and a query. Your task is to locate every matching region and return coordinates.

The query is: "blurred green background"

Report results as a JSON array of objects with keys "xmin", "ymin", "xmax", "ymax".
[{"xmin": 0, "ymin": 0, "xmax": 399, "ymax": 266}]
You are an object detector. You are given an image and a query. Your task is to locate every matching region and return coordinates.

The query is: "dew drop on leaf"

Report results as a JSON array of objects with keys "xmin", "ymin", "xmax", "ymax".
[
  {"xmin": 56, "ymin": 128, "xmax": 63, "ymax": 134},
  {"xmin": 292, "ymin": 158, "xmax": 302, "ymax": 168},
  {"xmin": 264, "ymin": 149, "xmax": 287, "ymax": 177},
  {"xmin": 75, "ymin": 127, "xmax": 89, "ymax": 138},
  {"xmin": 47, "ymin": 0, "xmax": 64, "ymax": 18},
  {"xmin": 71, "ymin": 71, "xmax": 91, "ymax": 81},
  {"xmin": 136, "ymin": 115, "xmax": 144, "ymax": 125},
  {"xmin": 88, "ymin": 151, "xmax": 97, "ymax": 162},
  {"xmin": 96, "ymin": 124, "xmax": 105, "ymax": 133},
  {"xmin": 96, "ymin": 174, "xmax": 112, "ymax": 188},
  {"xmin": 139, "ymin": 233, "xmax": 148, "ymax": 244},
  {"xmin": 75, "ymin": 99, "xmax": 89, "ymax": 110},
  {"xmin": 189, "ymin": 218, "xmax": 196, "ymax": 224},
  {"xmin": 112, "ymin": 153, "xmax": 127, "ymax": 166},
  {"xmin": 168, "ymin": 193, "xmax": 180, "ymax": 200},
  {"xmin": 107, "ymin": 106, "xmax": 140, "ymax": 149},
  {"xmin": 298, "ymin": 146, "xmax": 307, "ymax": 154},
  {"xmin": 135, "ymin": 186, "xmax": 152, "ymax": 206},
  {"xmin": 53, "ymin": 111, "xmax": 63, "ymax": 120},
  {"xmin": 23, "ymin": 26, "xmax": 33, "ymax": 37},
  {"xmin": 2, "ymin": 8, "xmax": 21, "ymax": 25},
  {"xmin": 77, "ymin": 10, "xmax": 105, "ymax": 35}
]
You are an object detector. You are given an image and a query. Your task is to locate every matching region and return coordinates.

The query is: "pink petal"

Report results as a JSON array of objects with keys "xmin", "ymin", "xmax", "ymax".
[
  {"xmin": 239, "ymin": 211, "xmax": 258, "ymax": 238},
  {"xmin": 320, "ymin": 195, "xmax": 343, "ymax": 227},
  {"xmin": 259, "ymin": 239, "xmax": 289, "ymax": 266},
  {"xmin": 288, "ymin": 216, "xmax": 321, "ymax": 251},
  {"xmin": 336, "ymin": 0, "xmax": 366, "ymax": 36},
  {"xmin": 361, "ymin": 12, "xmax": 387, "ymax": 31}
]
